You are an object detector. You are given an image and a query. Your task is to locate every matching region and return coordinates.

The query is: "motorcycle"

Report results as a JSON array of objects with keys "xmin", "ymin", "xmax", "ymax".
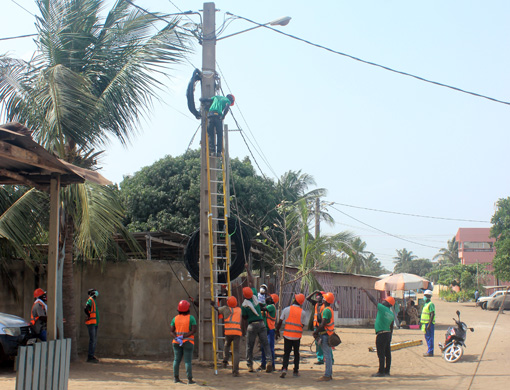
[{"xmin": 438, "ymin": 310, "xmax": 474, "ymax": 363}]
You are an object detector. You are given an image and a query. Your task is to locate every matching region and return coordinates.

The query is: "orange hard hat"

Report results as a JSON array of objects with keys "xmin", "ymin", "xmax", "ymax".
[
  {"xmin": 323, "ymin": 292, "xmax": 335, "ymax": 304},
  {"xmin": 385, "ymin": 296, "xmax": 396, "ymax": 306},
  {"xmin": 178, "ymin": 300, "xmax": 190, "ymax": 312},
  {"xmin": 295, "ymin": 293, "xmax": 305, "ymax": 305},
  {"xmin": 227, "ymin": 296, "xmax": 238, "ymax": 308},
  {"xmin": 34, "ymin": 288, "xmax": 46, "ymax": 298},
  {"xmin": 243, "ymin": 287, "xmax": 253, "ymax": 299},
  {"xmin": 270, "ymin": 293, "xmax": 279, "ymax": 304}
]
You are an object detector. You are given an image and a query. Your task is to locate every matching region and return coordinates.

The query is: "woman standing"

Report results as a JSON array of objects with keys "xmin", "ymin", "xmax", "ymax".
[{"xmin": 170, "ymin": 300, "xmax": 197, "ymax": 384}]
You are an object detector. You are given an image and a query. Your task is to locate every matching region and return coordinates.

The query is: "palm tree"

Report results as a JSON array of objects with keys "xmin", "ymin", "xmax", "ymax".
[
  {"xmin": 433, "ymin": 236, "xmax": 459, "ymax": 265},
  {"xmin": 340, "ymin": 237, "xmax": 369, "ymax": 274},
  {"xmin": 0, "ymin": 0, "xmax": 191, "ymax": 358},
  {"xmin": 393, "ymin": 248, "xmax": 418, "ymax": 273}
]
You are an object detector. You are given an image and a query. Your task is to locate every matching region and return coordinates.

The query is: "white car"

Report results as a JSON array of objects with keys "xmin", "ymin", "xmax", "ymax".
[
  {"xmin": 0, "ymin": 312, "xmax": 34, "ymax": 361},
  {"xmin": 477, "ymin": 291, "xmax": 506, "ymax": 310}
]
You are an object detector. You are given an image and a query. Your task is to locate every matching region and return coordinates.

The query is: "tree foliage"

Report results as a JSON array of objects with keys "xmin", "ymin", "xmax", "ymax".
[
  {"xmin": 395, "ymin": 258, "xmax": 433, "ymax": 277},
  {"xmin": 393, "ymin": 248, "xmax": 418, "ymax": 273},
  {"xmin": 433, "ymin": 236, "xmax": 459, "ymax": 266},
  {"xmin": 490, "ymin": 197, "xmax": 510, "ymax": 281}
]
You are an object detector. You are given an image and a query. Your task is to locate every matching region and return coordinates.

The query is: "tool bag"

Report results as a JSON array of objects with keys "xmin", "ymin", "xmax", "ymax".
[{"xmin": 328, "ymin": 332, "xmax": 342, "ymax": 347}]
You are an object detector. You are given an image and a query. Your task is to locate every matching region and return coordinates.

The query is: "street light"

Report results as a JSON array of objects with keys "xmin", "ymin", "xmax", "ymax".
[{"xmin": 217, "ymin": 14, "xmax": 291, "ymax": 41}]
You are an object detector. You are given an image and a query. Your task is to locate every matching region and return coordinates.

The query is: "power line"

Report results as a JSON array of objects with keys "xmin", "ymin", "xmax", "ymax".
[
  {"xmin": 228, "ymin": 13, "xmax": 510, "ymax": 108},
  {"xmin": 329, "ymin": 204, "xmax": 442, "ymax": 250},
  {"xmin": 0, "ymin": 34, "xmax": 37, "ymax": 42},
  {"xmin": 331, "ymin": 202, "xmax": 490, "ymax": 223},
  {"xmin": 10, "ymin": 0, "xmax": 34, "ymax": 16}
]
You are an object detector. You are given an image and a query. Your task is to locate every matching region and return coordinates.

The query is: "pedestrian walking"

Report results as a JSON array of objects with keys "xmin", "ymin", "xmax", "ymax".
[
  {"xmin": 170, "ymin": 300, "xmax": 197, "ymax": 384},
  {"xmin": 361, "ymin": 288, "xmax": 396, "ymax": 377},
  {"xmin": 421, "ymin": 289, "xmax": 435, "ymax": 357},
  {"xmin": 313, "ymin": 292, "xmax": 335, "ymax": 381},
  {"xmin": 30, "ymin": 288, "xmax": 47, "ymax": 341},
  {"xmin": 275, "ymin": 293, "xmax": 307, "ymax": 378},
  {"xmin": 84, "ymin": 288, "xmax": 99, "ymax": 363}
]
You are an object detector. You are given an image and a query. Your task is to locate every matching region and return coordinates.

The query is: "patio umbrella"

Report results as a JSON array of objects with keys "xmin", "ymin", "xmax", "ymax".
[{"xmin": 374, "ymin": 273, "xmax": 430, "ymax": 291}]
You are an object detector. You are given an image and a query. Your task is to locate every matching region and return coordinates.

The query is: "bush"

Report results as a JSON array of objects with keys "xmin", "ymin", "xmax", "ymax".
[{"xmin": 439, "ymin": 289, "xmax": 475, "ymax": 302}]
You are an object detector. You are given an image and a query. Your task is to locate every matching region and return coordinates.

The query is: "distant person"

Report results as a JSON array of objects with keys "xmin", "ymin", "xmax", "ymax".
[
  {"xmin": 30, "ymin": 288, "xmax": 47, "ymax": 341},
  {"xmin": 84, "ymin": 288, "xmax": 99, "ymax": 363},
  {"xmin": 211, "ymin": 296, "xmax": 242, "ymax": 377},
  {"xmin": 361, "ymin": 288, "xmax": 395, "ymax": 377},
  {"xmin": 275, "ymin": 293, "xmax": 307, "ymax": 378},
  {"xmin": 258, "ymin": 284, "xmax": 269, "ymax": 305},
  {"xmin": 421, "ymin": 289, "xmax": 435, "ymax": 357},
  {"xmin": 406, "ymin": 300, "xmax": 420, "ymax": 325},
  {"xmin": 474, "ymin": 289, "xmax": 480, "ymax": 303},
  {"xmin": 307, "ymin": 290, "xmax": 325, "ymax": 365},
  {"xmin": 200, "ymin": 94, "xmax": 235, "ymax": 155},
  {"xmin": 313, "ymin": 292, "xmax": 335, "ymax": 382},
  {"xmin": 170, "ymin": 300, "xmax": 197, "ymax": 384}
]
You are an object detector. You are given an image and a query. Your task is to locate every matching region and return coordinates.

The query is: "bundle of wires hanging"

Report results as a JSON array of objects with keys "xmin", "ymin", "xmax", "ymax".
[
  {"xmin": 186, "ymin": 69, "xmax": 202, "ymax": 120},
  {"xmin": 184, "ymin": 217, "xmax": 251, "ymax": 283}
]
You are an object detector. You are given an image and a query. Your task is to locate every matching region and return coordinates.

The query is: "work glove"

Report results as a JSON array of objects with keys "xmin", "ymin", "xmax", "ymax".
[{"xmin": 176, "ymin": 336, "xmax": 184, "ymax": 346}]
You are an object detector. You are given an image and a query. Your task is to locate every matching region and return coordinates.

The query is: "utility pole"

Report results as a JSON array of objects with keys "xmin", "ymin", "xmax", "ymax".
[
  {"xmin": 315, "ymin": 197, "xmax": 320, "ymax": 238},
  {"xmin": 198, "ymin": 2, "xmax": 216, "ymax": 362}
]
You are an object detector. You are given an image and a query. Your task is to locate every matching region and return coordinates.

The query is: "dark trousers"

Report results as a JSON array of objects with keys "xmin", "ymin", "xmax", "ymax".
[
  {"xmin": 87, "ymin": 324, "xmax": 98, "ymax": 359},
  {"xmin": 282, "ymin": 337, "xmax": 301, "ymax": 373},
  {"xmin": 173, "ymin": 342, "xmax": 194, "ymax": 379},
  {"xmin": 207, "ymin": 114, "xmax": 223, "ymax": 154},
  {"xmin": 260, "ymin": 328, "xmax": 275, "ymax": 368},
  {"xmin": 376, "ymin": 332, "xmax": 391, "ymax": 374},
  {"xmin": 223, "ymin": 335, "xmax": 240, "ymax": 374}
]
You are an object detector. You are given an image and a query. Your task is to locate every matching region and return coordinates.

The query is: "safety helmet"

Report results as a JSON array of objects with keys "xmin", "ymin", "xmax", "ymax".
[
  {"xmin": 227, "ymin": 296, "xmax": 237, "ymax": 308},
  {"xmin": 261, "ymin": 284, "xmax": 268, "ymax": 290},
  {"xmin": 270, "ymin": 293, "xmax": 279, "ymax": 304},
  {"xmin": 34, "ymin": 288, "xmax": 46, "ymax": 299},
  {"xmin": 323, "ymin": 292, "xmax": 335, "ymax": 304},
  {"xmin": 227, "ymin": 94, "xmax": 235, "ymax": 106},
  {"xmin": 295, "ymin": 293, "xmax": 305, "ymax": 305},
  {"xmin": 424, "ymin": 289, "xmax": 433, "ymax": 296},
  {"xmin": 385, "ymin": 296, "xmax": 396, "ymax": 306},
  {"xmin": 243, "ymin": 287, "xmax": 253, "ymax": 299},
  {"xmin": 178, "ymin": 300, "xmax": 191, "ymax": 312}
]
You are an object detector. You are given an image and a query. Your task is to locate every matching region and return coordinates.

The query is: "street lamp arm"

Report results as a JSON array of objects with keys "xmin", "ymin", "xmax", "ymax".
[{"xmin": 217, "ymin": 13, "xmax": 291, "ymax": 41}]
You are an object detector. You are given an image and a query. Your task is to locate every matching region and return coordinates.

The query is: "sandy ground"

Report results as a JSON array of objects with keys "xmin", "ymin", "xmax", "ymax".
[{"xmin": 1, "ymin": 298, "xmax": 509, "ymax": 390}]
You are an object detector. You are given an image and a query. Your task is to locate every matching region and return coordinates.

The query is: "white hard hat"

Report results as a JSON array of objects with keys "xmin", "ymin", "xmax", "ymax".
[{"xmin": 424, "ymin": 289, "xmax": 433, "ymax": 296}]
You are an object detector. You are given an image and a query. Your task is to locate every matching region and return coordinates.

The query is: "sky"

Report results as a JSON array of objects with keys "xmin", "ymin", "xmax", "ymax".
[{"xmin": 2, "ymin": 0, "xmax": 510, "ymax": 271}]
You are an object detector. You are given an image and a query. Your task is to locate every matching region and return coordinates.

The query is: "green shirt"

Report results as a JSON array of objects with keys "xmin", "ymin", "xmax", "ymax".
[
  {"xmin": 322, "ymin": 306, "xmax": 333, "ymax": 321},
  {"xmin": 209, "ymin": 96, "xmax": 231, "ymax": 114},
  {"xmin": 374, "ymin": 303, "xmax": 394, "ymax": 333},
  {"xmin": 241, "ymin": 288, "xmax": 264, "ymax": 323},
  {"xmin": 264, "ymin": 304, "xmax": 276, "ymax": 328},
  {"xmin": 86, "ymin": 297, "xmax": 99, "ymax": 326},
  {"xmin": 170, "ymin": 314, "xmax": 197, "ymax": 328}
]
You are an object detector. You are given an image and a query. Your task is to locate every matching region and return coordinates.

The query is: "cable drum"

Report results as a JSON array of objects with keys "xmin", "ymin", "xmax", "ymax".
[{"xmin": 184, "ymin": 217, "xmax": 251, "ymax": 283}]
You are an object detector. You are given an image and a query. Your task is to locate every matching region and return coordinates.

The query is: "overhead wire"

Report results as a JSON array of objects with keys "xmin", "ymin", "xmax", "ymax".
[
  {"xmin": 9, "ymin": 0, "xmax": 35, "ymax": 16},
  {"xmin": 0, "ymin": 34, "xmax": 37, "ymax": 42},
  {"xmin": 228, "ymin": 13, "xmax": 510, "ymax": 108}
]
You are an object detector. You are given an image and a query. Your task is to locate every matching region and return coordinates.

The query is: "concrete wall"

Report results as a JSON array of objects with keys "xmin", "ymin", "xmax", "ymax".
[{"xmin": 0, "ymin": 260, "xmax": 199, "ymax": 358}]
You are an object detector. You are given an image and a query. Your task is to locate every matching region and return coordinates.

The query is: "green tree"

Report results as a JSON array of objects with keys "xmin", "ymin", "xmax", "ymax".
[
  {"xmin": 396, "ymin": 258, "xmax": 433, "ymax": 277},
  {"xmin": 0, "ymin": 0, "xmax": 191, "ymax": 358},
  {"xmin": 490, "ymin": 197, "xmax": 510, "ymax": 281},
  {"xmin": 340, "ymin": 237, "xmax": 369, "ymax": 274},
  {"xmin": 393, "ymin": 248, "xmax": 418, "ymax": 273},
  {"xmin": 433, "ymin": 236, "xmax": 459, "ymax": 265},
  {"xmin": 363, "ymin": 253, "xmax": 389, "ymax": 276}
]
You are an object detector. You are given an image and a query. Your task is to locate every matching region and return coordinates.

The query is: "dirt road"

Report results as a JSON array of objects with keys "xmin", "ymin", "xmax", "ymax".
[{"xmin": 1, "ymin": 298, "xmax": 508, "ymax": 389}]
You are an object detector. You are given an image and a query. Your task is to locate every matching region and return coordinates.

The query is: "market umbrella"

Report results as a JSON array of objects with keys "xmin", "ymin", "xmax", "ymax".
[{"xmin": 374, "ymin": 273, "xmax": 430, "ymax": 291}]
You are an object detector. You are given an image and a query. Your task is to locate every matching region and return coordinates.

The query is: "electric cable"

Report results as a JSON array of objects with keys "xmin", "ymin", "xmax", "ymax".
[
  {"xmin": 9, "ymin": 0, "xmax": 34, "ymax": 16},
  {"xmin": 0, "ymin": 34, "xmax": 37, "ymax": 42},
  {"xmin": 228, "ymin": 13, "xmax": 510, "ymax": 108},
  {"xmin": 166, "ymin": 260, "xmax": 199, "ymax": 317}
]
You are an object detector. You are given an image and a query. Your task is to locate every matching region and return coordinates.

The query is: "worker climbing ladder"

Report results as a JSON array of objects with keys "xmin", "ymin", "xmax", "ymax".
[{"xmin": 205, "ymin": 132, "xmax": 232, "ymax": 374}]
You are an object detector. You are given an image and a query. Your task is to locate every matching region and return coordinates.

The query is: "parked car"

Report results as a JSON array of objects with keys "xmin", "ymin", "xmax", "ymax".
[
  {"xmin": 487, "ymin": 293, "xmax": 510, "ymax": 311},
  {"xmin": 0, "ymin": 312, "xmax": 34, "ymax": 361},
  {"xmin": 477, "ymin": 290, "xmax": 506, "ymax": 310}
]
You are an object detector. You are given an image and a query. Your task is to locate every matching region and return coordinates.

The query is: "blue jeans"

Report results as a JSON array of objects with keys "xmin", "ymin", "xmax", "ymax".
[
  {"xmin": 260, "ymin": 329, "xmax": 275, "ymax": 368},
  {"xmin": 314, "ymin": 327, "xmax": 323, "ymax": 362},
  {"xmin": 173, "ymin": 342, "xmax": 194, "ymax": 379},
  {"xmin": 425, "ymin": 324, "xmax": 435, "ymax": 354},
  {"xmin": 87, "ymin": 325, "xmax": 98, "ymax": 359},
  {"xmin": 38, "ymin": 329, "xmax": 47, "ymax": 342},
  {"xmin": 321, "ymin": 334, "xmax": 333, "ymax": 378}
]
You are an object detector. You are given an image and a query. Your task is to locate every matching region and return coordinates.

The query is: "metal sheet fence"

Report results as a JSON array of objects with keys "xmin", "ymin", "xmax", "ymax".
[{"xmin": 16, "ymin": 339, "xmax": 71, "ymax": 390}]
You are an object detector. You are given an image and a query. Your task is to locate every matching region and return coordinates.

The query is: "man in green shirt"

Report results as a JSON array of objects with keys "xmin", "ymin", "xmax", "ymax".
[
  {"xmin": 84, "ymin": 288, "xmax": 100, "ymax": 363},
  {"xmin": 421, "ymin": 289, "xmax": 435, "ymax": 357},
  {"xmin": 361, "ymin": 288, "xmax": 395, "ymax": 377},
  {"xmin": 201, "ymin": 94, "xmax": 235, "ymax": 155}
]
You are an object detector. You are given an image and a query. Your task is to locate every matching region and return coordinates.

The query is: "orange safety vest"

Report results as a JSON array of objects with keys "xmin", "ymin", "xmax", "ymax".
[
  {"xmin": 323, "ymin": 307, "xmax": 334, "ymax": 336},
  {"xmin": 265, "ymin": 307, "xmax": 276, "ymax": 330},
  {"xmin": 283, "ymin": 305, "xmax": 304, "ymax": 339},
  {"xmin": 224, "ymin": 307, "xmax": 242, "ymax": 336},
  {"xmin": 85, "ymin": 298, "xmax": 97, "ymax": 325},
  {"xmin": 30, "ymin": 300, "xmax": 45, "ymax": 326},
  {"xmin": 313, "ymin": 303, "xmax": 325, "ymax": 328},
  {"xmin": 173, "ymin": 314, "xmax": 195, "ymax": 345}
]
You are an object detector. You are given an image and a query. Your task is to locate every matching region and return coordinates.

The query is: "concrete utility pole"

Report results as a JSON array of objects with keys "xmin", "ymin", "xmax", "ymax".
[{"xmin": 198, "ymin": 1, "xmax": 216, "ymax": 362}]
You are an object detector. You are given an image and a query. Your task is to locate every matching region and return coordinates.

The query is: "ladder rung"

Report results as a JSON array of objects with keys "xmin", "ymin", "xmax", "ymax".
[
  {"xmin": 211, "ymin": 205, "xmax": 224, "ymax": 208},
  {"xmin": 211, "ymin": 180, "xmax": 223, "ymax": 183},
  {"xmin": 213, "ymin": 230, "xmax": 226, "ymax": 234},
  {"xmin": 213, "ymin": 243, "xmax": 226, "ymax": 247},
  {"xmin": 211, "ymin": 192, "xmax": 224, "ymax": 196},
  {"xmin": 213, "ymin": 257, "xmax": 228, "ymax": 260},
  {"xmin": 210, "ymin": 167, "xmax": 223, "ymax": 171},
  {"xmin": 212, "ymin": 217, "xmax": 225, "ymax": 220}
]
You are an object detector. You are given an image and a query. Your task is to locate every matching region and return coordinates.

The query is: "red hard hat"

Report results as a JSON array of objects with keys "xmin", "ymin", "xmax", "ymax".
[
  {"xmin": 295, "ymin": 293, "xmax": 305, "ymax": 305},
  {"xmin": 243, "ymin": 287, "xmax": 253, "ymax": 299},
  {"xmin": 270, "ymin": 294, "xmax": 279, "ymax": 304},
  {"xmin": 385, "ymin": 296, "xmax": 396, "ymax": 306},
  {"xmin": 34, "ymin": 288, "xmax": 46, "ymax": 298},
  {"xmin": 227, "ymin": 94, "xmax": 235, "ymax": 106},
  {"xmin": 323, "ymin": 292, "xmax": 335, "ymax": 304},
  {"xmin": 227, "ymin": 296, "xmax": 237, "ymax": 308},
  {"xmin": 178, "ymin": 300, "xmax": 190, "ymax": 312}
]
